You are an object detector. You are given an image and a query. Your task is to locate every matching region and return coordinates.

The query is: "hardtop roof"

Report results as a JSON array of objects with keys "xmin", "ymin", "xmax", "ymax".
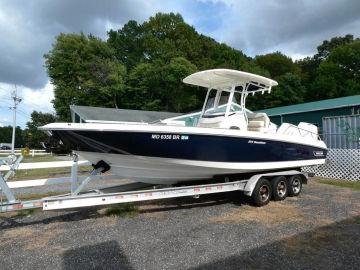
[{"xmin": 183, "ymin": 69, "xmax": 278, "ymax": 90}]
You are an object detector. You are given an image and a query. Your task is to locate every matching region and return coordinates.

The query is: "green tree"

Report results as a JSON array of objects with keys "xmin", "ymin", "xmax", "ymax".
[
  {"xmin": 314, "ymin": 34, "xmax": 355, "ymax": 61},
  {"xmin": 0, "ymin": 126, "xmax": 24, "ymax": 148},
  {"xmin": 297, "ymin": 34, "xmax": 358, "ymax": 101},
  {"xmin": 46, "ymin": 12, "xmax": 359, "ymax": 119},
  {"xmin": 309, "ymin": 40, "xmax": 360, "ymax": 100},
  {"xmin": 255, "ymin": 52, "xmax": 300, "ymax": 78},
  {"xmin": 247, "ymin": 73, "xmax": 305, "ymax": 110},
  {"xmin": 125, "ymin": 57, "xmax": 199, "ymax": 112},
  {"xmin": 107, "ymin": 20, "xmax": 144, "ymax": 69},
  {"xmin": 296, "ymin": 56, "xmax": 318, "ymax": 87},
  {"xmin": 23, "ymin": 111, "xmax": 57, "ymax": 148},
  {"xmin": 106, "ymin": 12, "xmax": 254, "ymax": 113},
  {"xmin": 45, "ymin": 33, "xmax": 126, "ymax": 121}
]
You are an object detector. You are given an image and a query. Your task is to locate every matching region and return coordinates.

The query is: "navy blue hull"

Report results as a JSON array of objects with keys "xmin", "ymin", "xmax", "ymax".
[{"xmin": 52, "ymin": 130, "xmax": 327, "ymax": 163}]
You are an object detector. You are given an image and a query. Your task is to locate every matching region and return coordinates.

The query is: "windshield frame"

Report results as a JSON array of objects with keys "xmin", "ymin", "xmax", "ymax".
[{"xmin": 200, "ymin": 85, "xmax": 245, "ymax": 119}]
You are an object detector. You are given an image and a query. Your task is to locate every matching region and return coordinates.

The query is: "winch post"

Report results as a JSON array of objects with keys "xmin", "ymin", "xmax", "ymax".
[
  {"xmin": 71, "ymin": 160, "xmax": 110, "ymax": 196},
  {"xmin": 71, "ymin": 168, "xmax": 102, "ymax": 196}
]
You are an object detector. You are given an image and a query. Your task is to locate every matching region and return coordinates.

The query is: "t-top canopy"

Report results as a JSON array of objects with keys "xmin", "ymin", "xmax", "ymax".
[{"xmin": 183, "ymin": 69, "xmax": 278, "ymax": 92}]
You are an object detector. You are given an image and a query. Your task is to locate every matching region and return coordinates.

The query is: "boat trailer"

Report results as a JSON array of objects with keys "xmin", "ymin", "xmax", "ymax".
[{"xmin": 0, "ymin": 154, "xmax": 308, "ymax": 212}]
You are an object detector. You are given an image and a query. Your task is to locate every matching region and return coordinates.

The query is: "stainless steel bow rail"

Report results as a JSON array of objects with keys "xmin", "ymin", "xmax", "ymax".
[{"xmin": 0, "ymin": 154, "xmax": 308, "ymax": 212}]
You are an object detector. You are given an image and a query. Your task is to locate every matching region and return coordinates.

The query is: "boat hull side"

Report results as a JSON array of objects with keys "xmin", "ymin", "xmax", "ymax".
[
  {"xmin": 53, "ymin": 130, "xmax": 327, "ymax": 163},
  {"xmin": 77, "ymin": 151, "xmax": 325, "ymax": 185}
]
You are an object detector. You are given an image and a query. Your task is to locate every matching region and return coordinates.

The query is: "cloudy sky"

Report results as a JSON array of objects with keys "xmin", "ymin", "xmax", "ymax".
[{"xmin": 0, "ymin": 0, "xmax": 359, "ymax": 128}]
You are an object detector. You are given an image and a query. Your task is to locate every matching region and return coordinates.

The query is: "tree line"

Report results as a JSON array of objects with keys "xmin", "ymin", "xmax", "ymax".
[
  {"xmin": 45, "ymin": 13, "xmax": 360, "ymax": 121},
  {"xmin": 1, "ymin": 13, "xmax": 359, "ymax": 148},
  {"xmin": 0, "ymin": 111, "xmax": 56, "ymax": 148}
]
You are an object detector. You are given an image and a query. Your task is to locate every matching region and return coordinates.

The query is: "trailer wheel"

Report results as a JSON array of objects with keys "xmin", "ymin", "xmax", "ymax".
[
  {"xmin": 288, "ymin": 175, "xmax": 303, "ymax": 197},
  {"xmin": 252, "ymin": 178, "xmax": 272, "ymax": 207},
  {"xmin": 271, "ymin": 176, "xmax": 288, "ymax": 201}
]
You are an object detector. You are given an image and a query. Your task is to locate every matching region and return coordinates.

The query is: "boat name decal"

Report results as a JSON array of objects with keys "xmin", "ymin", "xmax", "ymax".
[
  {"xmin": 248, "ymin": 140, "xmax": 266, "ymax": 145},
  {"xmin": 151, "ymin": 134, "xmax": 189, "ymax": 140},
  {"xmin": 313, "ymin": 151, "xmax": 324, "ymax": 157}
]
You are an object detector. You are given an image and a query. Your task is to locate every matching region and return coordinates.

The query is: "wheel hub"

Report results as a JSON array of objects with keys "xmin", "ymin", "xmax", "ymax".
[
  {"xmin": 292, "ymin": 179, "xmax": 301, "ymax": 193},
  {"xmin": 259, "ymin": 185, "xmax": 270, "ymax": 202},
  {"xmin": 277, "ymin": 181, "xmax": 287, "ymax": 197}
]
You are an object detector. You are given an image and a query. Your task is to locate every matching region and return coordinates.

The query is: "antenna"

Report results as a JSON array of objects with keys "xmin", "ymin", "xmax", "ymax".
[{"xmin": 9, "ymin": 85, "xmax": 22, "ymax": 155}]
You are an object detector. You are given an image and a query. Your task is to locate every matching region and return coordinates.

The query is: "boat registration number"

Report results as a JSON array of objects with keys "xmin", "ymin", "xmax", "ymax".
[{"xmin": 151, "ymin": 134, "xmax": 189, "ymax": 140}]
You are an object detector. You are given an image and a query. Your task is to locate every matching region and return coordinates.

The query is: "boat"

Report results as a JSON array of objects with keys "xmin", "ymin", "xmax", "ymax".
[{"xmin": 40, "ymin": 69, "xmax": 327, "ymax": 184}]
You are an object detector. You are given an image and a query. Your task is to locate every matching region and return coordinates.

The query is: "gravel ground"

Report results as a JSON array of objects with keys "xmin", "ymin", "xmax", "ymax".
[{"xmin": 0, "ymin": 179, "xmax": 359, "ymax": 270}]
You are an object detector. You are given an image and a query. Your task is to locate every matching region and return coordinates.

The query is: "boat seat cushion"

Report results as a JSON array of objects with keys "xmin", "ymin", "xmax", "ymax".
[
  {"xmin": 247, "ymin": 120, "xmax": 265, "ymax": 128},
  {"xmin": 247, "ymin": 112, "xmax": 268, "ymax": 119}
]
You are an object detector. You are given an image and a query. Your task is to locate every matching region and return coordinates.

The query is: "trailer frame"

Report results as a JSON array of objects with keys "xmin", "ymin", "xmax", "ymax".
[{"xmin": 0, "ymin": 154, "xmax": 308, "ymax": 212}]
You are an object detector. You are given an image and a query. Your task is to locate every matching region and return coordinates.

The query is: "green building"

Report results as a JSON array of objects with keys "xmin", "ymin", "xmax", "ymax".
[{"xmin": 258, "ymin": 95, "xmax": 360, "ymax": 132}]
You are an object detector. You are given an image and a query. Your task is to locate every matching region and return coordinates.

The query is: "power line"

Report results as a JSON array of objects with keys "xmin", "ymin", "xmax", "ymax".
[
  {"xmin": 22, "ymin": 100, "xmax": 54, "ymax": 113},
  {"xmin": 1, "ymin": 85, "xmax": 54, "ymax": 113}
]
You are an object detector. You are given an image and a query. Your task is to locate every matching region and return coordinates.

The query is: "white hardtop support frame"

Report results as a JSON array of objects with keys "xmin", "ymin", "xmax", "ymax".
[
  {"xmin": 183, "ymin": 69, "xmax": 278, "ymax": 126},
  {"xmin": 0, "ymin": 154, "xmax": 308, "ymax": 212}
]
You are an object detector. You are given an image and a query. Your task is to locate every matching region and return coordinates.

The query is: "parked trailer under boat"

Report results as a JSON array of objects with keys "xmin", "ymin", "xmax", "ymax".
[{"xmin": 1, "ymin": 155, "xmax": 308, "ymax": 212}]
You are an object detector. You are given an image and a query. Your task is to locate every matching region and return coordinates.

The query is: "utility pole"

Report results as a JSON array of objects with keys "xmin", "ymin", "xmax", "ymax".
[{"xmin": 10, "ymin": 85, "xmax": 22, "ymax": 155}]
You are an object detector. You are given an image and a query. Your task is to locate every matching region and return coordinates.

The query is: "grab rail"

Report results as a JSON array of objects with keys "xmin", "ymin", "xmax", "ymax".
[{"xmin": 280, "ymin": 124, "xmax": 321, "ymax": 140}]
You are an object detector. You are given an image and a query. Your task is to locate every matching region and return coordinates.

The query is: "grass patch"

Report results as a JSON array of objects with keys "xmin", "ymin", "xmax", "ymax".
[
  {"xmin": 0, "ymin": 154, "xmax": 59, "ymax": 163},
  {"xmin": 15, "ymin": 191, "xmax": 65, "ymax": 201},
  {"xmin": 7, "ymin": 166, "xmax": 92, "ymax": 181},
  {"xmin": 21, "ymin": 155, "xmax": 60, "ymax": 163},
  {"xmin": 104, "ymin": 203, "xmax": 139, "ymax": 218},
  {"xmin": 2, "ymin": 154, "xmax": 73, "ymax": 181},
  {"xmin": 356, "ymin": 216, "xmax": 360, "ymax": 225},
  {"xmin": 0, "ymin": 191, "xmax": 64, "ymax": 203},
  {"xmin": 9, "ymin": 167, "xmax": 71, "ymax": 181},
  {"xmin": 315, "ymin": 177, "xmax": 360, "ymax": 191},
  {"xmin": 15, "ymin": 208, "xmax": 41, "ymax": 217}
]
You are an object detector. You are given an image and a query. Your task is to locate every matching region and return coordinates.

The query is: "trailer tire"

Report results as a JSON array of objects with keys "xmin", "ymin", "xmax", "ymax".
[
  {"xmin": 252, "ymin": 178, "xmax": 272, "ymax": 207},
  {"xmin": 288, "ymin": 175, "xmax": 302, "ymax": 197},
  {"xmin": 271, "ymin": 176, "xmax": 288, "ymax": 201}
]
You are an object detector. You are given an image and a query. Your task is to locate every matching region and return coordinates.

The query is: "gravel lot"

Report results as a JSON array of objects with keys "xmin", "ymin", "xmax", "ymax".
[{"xmin": 0, "ymin": 179, "xmax": 359, "ymax": 270}]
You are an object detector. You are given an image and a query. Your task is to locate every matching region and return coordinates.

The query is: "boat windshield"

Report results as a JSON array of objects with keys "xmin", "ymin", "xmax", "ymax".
[{"xmin": 203, "ymin": 90, "xmax": 241, "ymax": 117}]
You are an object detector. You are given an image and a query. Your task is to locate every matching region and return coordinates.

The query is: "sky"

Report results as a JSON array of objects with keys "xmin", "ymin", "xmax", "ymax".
[{"xmin": 0, "ymin": 0, "xmax": 359, "ymax": 128}]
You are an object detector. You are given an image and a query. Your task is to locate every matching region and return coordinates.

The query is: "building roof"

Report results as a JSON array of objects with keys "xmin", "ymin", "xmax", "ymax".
[
  {"xmin": 70, "ymin": 105, "xmax": 181, "ymax": 123},
  {"xmin": 258, "ymin": 95, "xmax": 360, "ymax": 116}
]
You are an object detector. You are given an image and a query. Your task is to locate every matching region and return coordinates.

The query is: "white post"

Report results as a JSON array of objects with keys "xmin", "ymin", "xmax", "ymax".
[
  {"xmin": 199, "ymin": 88, "xmax": 211, "ymax": 119},
  {"xmin": 11, "ymin": 104, "xmax": 16, "ymax": 155},
  {"xmin": 70, "ymin": 153, "xmax": 78, "ymax": 193},
  {"xmin": 31, "ymin": 149, "xmax": 35, "ymax": 157},
  {"xmin": 225, "ymin": 86, "xmax": 235, "ymax": 117},
  {"xmin": 10, "ymin": 86, "xmax": 22, "ymax": 155}
]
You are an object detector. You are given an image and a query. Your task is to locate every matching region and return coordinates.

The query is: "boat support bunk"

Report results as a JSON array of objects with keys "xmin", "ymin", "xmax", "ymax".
[{"xmin": 0, "ymin": 154, "xmax": 309, "ymax": 212}]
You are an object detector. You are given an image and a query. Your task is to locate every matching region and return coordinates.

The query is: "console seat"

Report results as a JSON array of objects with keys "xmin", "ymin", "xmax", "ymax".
[{"xmin": 247, "ymin": 112, "xmax": 270, "ymax": 132}]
